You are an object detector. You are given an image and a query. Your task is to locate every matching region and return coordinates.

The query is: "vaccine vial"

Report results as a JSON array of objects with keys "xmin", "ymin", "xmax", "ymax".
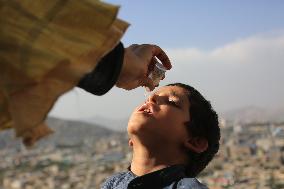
[
  {"xmin": 145, "ymin": 61, "xmax": 166, "ymax": 92},
  {"xmin": 149, "ymin": 62, "xmax": 166, "ymax": 87}
]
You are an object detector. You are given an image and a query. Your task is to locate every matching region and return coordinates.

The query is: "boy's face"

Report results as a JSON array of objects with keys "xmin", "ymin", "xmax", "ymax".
[{"xmin": 128, "ymin": 86, "xmax": 190, "ymax": 146}]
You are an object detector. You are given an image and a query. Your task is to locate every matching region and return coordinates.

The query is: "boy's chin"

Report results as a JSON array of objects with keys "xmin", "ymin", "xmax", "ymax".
[{"xmin": 127, "ymin": 120, "xmax": 155, "ymax": 137}]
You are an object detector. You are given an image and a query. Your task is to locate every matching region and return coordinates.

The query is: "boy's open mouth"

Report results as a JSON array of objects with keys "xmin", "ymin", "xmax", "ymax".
[{"xmin": 137, "ymin": 103, "xmax": 154, "ymax": 114}]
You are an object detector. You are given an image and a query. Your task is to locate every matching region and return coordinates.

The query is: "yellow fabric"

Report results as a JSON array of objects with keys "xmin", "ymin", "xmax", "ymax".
[{"xmin": 0, "ymin": 0, "xmax": 129, "ymax": 146}]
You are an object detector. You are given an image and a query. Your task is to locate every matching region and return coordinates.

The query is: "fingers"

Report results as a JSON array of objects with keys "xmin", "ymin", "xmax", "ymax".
[
  {"xmin": 151, "ymin": 45, "xmax": 172, "ymax": 70},
  {"xmin": 147, "ymin": 57, "xmax": 157, "ymax": 76},
  {"xmin": 127, "ymin": 44, "xmax": 172, "ymax": 70}
]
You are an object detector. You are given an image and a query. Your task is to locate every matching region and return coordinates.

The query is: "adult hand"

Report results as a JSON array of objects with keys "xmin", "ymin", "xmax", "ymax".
[{"xmin": 116, "ymin": 44, "xmax": 172, "ymax": 91}]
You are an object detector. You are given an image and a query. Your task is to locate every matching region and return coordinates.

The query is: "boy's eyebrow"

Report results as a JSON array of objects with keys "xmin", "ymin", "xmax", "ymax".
[
  {"xmin": 169, "ymin": 91, "xmax": 178, "ymax": 98},
  {"xmin": 171, "ymin": 91, "xmax": 184, "ymax": 98},
  {"xmin": 155, "ymin": 90, "xmax": 186, "ymax": 102},
  {"xmin": 170, "ymin": 91, "xmax": 185, "ymax": 102}
]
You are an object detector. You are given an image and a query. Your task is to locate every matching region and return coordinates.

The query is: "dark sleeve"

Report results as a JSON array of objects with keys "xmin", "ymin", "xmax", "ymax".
[{"xmin": 77, "ymin": 42, "xmax": 124, "ymax": 96}]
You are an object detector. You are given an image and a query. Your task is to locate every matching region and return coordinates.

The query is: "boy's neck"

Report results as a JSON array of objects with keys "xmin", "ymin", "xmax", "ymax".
[{"xmin": 130, "ymin": 140, "xmax": 187, "ymax": 176}]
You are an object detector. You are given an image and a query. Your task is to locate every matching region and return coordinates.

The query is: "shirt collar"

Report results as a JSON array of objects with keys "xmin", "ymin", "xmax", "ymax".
[{"xmin": 127, "ymin": 164, "xmax": 186, "ymax": 189}]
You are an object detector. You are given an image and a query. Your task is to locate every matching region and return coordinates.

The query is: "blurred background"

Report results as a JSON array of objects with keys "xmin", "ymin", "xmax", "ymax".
[{"xmin": 1, "ymin": 1, "xmax": 284, "ymax": 189}]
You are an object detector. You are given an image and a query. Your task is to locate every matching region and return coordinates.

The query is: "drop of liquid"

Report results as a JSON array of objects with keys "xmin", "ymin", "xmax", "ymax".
[{"xmin": 144, "ymin": 87, "xmax": 151, "ymax": 101}]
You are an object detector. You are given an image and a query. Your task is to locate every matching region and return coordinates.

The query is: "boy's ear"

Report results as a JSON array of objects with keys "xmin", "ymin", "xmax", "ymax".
[
  {"xmin": 184, "ymin": 137, "xmax": 208, "ymax": 153},
  {"xmin": 128, "ymin": 139, "xmax": 133, "ymax": 147}
]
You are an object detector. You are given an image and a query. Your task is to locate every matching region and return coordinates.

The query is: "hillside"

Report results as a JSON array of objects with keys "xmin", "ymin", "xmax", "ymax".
[{"xmin": 0, "ymin": 117, "xmax": 121, "ymax": 149}]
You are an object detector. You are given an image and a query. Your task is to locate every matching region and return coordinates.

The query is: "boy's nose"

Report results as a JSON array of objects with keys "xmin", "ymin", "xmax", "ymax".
[{"xmin": 147, "ymin": 94, "xmax": 158, "ymax": 104}]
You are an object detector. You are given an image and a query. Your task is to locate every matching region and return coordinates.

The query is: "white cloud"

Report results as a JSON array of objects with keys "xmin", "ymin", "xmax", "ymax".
[
  {"xmin": 165, "ymin": 33, "xmax": 284, "ymax": 112},
  {"xmin": 166, "ymin": 33, "xmax": 284, "ymax": 66}
]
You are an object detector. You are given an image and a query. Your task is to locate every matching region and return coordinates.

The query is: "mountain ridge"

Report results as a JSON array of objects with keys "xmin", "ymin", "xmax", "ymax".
[{"xmin": 0, "ymin": 117, "xmax": 122, "ymax": 149}]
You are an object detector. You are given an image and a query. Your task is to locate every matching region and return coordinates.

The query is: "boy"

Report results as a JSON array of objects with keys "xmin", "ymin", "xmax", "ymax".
[{"xmin": 102, "ymin": 83, "xmax": 220, "ymax": 189}]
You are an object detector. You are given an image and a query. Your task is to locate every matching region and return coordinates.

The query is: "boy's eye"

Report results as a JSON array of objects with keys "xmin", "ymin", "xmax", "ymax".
[{"xmin": 167, "ymin": 99, "xmax": 180, "ymax": 108}]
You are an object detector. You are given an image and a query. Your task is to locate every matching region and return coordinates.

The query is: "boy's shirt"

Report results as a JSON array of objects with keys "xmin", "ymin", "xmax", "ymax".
[{"xmin": 101, "ymin": 165, "xmax": 208, "ymax": 189}]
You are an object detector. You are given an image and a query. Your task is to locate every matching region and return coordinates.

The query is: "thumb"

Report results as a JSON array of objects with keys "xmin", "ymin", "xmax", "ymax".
[{"xmin": 141, "ymin": 76, "xmax": 155, "ymax": 91}]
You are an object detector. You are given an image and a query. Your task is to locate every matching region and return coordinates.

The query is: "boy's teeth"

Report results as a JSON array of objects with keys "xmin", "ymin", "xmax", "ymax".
[{"xmin": 144, "ymin": 109, "xmax": 150, "ymax": 113}]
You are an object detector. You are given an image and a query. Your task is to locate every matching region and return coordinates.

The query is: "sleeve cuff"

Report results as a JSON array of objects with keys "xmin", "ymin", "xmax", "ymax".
[{"xmin": 77, "ymin": 42, "xmax": 124, "ymax": 95}]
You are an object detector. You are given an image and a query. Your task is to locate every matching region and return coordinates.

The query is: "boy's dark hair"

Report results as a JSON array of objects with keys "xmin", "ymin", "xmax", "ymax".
[{"xmin": 167, "ymin": 83, "xmax": 220, "ymax": 177}]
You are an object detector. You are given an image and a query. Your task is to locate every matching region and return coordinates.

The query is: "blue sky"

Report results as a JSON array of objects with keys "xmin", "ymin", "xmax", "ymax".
[
  {"xmin": 50, "ymin": 1, "xmax": 284, "ymax": 122},
  {"xmin": 110, "ymin": 0, "xmax": 284, "ymax": 48}
]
